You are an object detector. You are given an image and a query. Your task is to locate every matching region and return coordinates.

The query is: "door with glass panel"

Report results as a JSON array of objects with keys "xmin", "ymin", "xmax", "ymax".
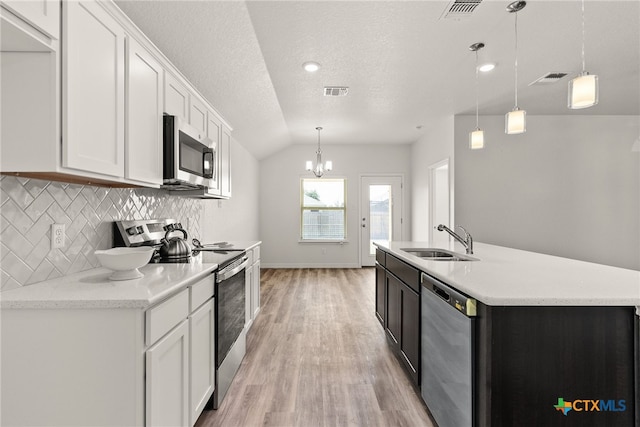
[{"xmin": 360, "ymin": 176, "xmax": 403, "ymax": 266}]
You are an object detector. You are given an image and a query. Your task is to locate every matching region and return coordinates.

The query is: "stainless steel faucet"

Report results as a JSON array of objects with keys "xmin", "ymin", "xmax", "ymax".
[{"xmin": 437, "ymin": 224, "xmax": 474, "ymax": 255}]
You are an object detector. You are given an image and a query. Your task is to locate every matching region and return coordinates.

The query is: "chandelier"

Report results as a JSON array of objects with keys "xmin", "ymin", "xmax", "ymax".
[{"xmin": 305, "ymin": 127, "xmax": 332, "ymax": 178}]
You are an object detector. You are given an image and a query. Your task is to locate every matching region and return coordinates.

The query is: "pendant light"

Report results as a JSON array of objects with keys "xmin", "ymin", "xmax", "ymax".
[
  {"xmin": 505, "ymin": 1, "xmax": 527, "ymax": 135},
  {"xmin": 305, "ymin": 127, "xmax": 332, "ymax": 178},
  {"xmin": 469, "ymin": 42, "xmax": 485, "ymax": 150},
  {"xmin": 568, "ymin": 0, "xmax": 598, "ymax": 109}
]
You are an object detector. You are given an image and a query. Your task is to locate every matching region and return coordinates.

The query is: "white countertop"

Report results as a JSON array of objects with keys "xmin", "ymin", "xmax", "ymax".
[
  {"xmin": 0, "ymin": 240, "xmax": 261, "ymax": 310},
  {"xmin": 376, "ymin": 241, "xmax": 640, "ymax": 306},
  {"xmin": 0, "ymin": 262, "xmax": 218, "ymax": 309}
]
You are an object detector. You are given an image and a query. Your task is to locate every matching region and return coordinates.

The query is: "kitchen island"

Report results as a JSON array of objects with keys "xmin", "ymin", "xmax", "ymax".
[{"xmin": 375, "ymin": 241, "xmax": 640, "ymax": 427}]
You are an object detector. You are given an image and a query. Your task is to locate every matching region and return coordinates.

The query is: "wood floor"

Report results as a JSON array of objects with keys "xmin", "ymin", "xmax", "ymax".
[{"xmin": 195, "ymin": 268, "xmax": 434, "ymax": 427}]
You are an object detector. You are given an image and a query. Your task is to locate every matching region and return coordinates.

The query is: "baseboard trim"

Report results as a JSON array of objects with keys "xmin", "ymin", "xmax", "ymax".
[{"xmin": 261, "ymin": 263, "xmax": 361, "ymax": 269}]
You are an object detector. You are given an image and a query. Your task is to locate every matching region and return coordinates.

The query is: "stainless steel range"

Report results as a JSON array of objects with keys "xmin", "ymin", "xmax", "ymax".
[{"xmin": 114, "ymin": 219, "xmax": 248, "ymax": 409}]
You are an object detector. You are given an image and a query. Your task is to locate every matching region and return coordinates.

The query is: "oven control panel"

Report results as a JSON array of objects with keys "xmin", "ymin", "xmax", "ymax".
[{"xmin": 114, "ymin": 218, "xmax": 184, "ymax": 247}]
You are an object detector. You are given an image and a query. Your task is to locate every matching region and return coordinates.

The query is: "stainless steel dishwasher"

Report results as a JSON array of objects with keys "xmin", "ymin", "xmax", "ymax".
[{"xmin": 421, "ymin": 272, "xmax": 476, "ymax": 427}]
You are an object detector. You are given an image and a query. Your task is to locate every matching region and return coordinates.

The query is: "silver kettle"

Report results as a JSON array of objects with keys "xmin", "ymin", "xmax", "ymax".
[{"xmin": 159, "ymin": 228, "xmax": 191, "ymax": 260}]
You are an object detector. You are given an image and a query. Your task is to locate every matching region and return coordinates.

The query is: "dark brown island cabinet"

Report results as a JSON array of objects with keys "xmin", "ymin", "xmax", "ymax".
[
  {"xmin": 375, "ymin": 248, "xmax": 639, "ymax": 427},
  {"xmin": 375, "ymin": 249, "xmax": 421, "ymax": 386}
]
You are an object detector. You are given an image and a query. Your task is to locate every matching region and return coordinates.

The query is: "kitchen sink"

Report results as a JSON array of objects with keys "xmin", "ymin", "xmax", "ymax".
[{"xmin": 400, "ymin": 248, "xmax": 478, "ymax": 261}]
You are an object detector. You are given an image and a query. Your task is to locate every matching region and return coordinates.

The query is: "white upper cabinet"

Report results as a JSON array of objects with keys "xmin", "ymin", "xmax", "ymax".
[
  {"xmin": 219, "ymin": 125, "xmax": 232, "ymax": 199},
  {"xmin": 126, "ymin": 37, "xmax": 163, "ymax": 185},
  {"xmin": 164, "ymin": 71, "xmax": 189, "ymax": 122},
  {"xmin": 1, "ymin": 0, "xmax": 233, "ymax": 192},
  {"xmin": 206, "ymin": 111, "xmax": 222, "ymax": 194},
  {"xmin": 189, "ymin": 96, "xmax": 208, "ymax": 137},
  {"xmin": 2, "ymin": 0, "xmax": 60, "ymax": 39},
  {"xmin": 62, "ymin": 0, "xmax": 125, "ymax": 178}
]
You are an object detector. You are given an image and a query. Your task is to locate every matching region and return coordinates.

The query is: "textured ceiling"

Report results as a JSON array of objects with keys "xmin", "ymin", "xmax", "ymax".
[{"xmin": 115, "ymin": 0, "xmax": 640, "ymax": 159}]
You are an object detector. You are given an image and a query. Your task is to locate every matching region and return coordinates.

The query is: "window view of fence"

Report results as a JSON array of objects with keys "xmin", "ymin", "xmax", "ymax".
[{"xmin": 301, "ymin": 179, "xmax": 346, "ymax": 240}]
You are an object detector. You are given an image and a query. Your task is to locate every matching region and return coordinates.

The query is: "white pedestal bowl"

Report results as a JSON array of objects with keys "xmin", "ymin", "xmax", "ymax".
[{"xmin": 94, "ymin": 247, "xmax": 155, "ymax": 281}]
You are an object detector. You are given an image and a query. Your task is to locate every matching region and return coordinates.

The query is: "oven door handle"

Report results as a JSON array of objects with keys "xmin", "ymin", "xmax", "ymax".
[{"xmin": 216, "ymin": 258, "xmax": 249, "ymax": 283}]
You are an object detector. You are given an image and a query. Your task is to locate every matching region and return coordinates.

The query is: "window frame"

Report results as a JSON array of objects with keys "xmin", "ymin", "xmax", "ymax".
[{"xmin": 299, "ymin": 177, "xmax": 347, "ymax": 242}]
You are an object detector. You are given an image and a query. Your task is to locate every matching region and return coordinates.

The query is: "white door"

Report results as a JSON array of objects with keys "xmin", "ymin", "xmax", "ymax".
[
  {"xmin": 146, "ymin": 320, "xmax": 190, "ymax": 427},
  {"xmin": 126, "ymin": 37, "xmax": 163, "ymax": 185},
  {"xmin": 360, "ymin": 176, "xmax": 403, "ymax": 267},
  {"xmin": 428, "ymin": 159, "xmax": 451, "ymax": 246},
  {"xmin": 189, "ymin": 299, "xmax": 215, "ymax": 426},
  {"xmin": 63, "ymin": 0, "xmax": 125, "ymax": 177},
  {"xmin": 164, "ymin": 72, "xmax": 189, "ymax": 121}
]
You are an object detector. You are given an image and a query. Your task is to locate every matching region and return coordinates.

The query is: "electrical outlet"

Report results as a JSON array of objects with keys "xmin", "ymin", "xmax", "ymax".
[{"xmin": 51, "ymin": 224, "xmax": 65, "ymax": 249}]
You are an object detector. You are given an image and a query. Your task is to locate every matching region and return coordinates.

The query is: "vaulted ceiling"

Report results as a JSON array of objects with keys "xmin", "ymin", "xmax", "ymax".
[{"xmin": 115, "ymin": 0, "xmax": 640, "ymax": 159}]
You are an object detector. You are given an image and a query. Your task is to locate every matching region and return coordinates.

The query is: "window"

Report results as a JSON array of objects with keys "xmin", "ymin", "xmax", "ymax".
[{"xmin": 300, "ymin": 178, "xmax": 346, "ymax": 240}]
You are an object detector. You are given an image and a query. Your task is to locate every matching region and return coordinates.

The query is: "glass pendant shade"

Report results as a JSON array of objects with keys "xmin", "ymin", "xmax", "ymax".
[
  {"xmin": 568, "ymin": 72, "xmax": 598, "ymax": 109},
  {"xmin": 469, "ymin": 129, "xmax": 484, "ymax": 149},
  {"xmin": 305, "ymin": 161, "xmax": 313, "ymax": 171},
  {"xmin": 325, "ymin": 160, "xmax": 333, "ymax": 171},
  {"xmin": 505, "ymin": 108, "xmax": 526, "ymax": 134}
]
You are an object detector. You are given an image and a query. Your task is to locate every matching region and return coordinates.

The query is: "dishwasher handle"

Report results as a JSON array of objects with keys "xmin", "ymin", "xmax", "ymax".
[
  {"xmin": 433, "ymin": 285, "xmax": 450, "ymax": 302},
  {"xmin": 421, "ymin": 272, "xmax": 477, "ymax": 317}
]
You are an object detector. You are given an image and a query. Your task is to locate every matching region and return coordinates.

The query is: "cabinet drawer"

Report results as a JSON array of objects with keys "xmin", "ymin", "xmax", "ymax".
[
  {"xmin": 146, "ymin": 288, "xmax": 189, "ymax": 346},
  {"xmin": 190, "ymin": 273, "xmax": 214, "ymax": 311},
  {"xmin": 246, "ymin": 248, "xmax": 254, "ymax": 266},
  {"xmin": 386, "ymin": 254, "xmax": 420, "ymax": 293},
  {"xmin": 375, "ymin": 249, "xmax": 386, "ymax": 266},
  {"xmin": 253, "ymin": 245, "xmax": 260, "ymax": 262}
]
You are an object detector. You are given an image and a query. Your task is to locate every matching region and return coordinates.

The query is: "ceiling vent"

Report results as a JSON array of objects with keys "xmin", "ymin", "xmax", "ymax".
[
  {"xmin": 529, "ymin": 72, "xmax": 568, "ymax": 86},
  {"xmin": 324, "ymin": 87, "xmax": 349, "ymax": 97},
  {"xmin": 441, "ymin": 0, "xmax": 483, "ymax": 20}
]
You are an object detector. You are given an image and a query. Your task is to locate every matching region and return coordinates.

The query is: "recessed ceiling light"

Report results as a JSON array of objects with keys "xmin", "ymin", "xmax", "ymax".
[
  {"xmin": 302, "ymin": 61, "xmax": 320, "ymax": 72},
  {"xmin": 478, "ymin": 63, "xmax": 495, "ymax": 72}
]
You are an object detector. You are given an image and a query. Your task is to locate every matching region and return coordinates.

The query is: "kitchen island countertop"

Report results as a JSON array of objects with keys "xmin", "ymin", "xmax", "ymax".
[{"xmin": 375, "ymin": 241, "xmax": 640, "ymax": 307}]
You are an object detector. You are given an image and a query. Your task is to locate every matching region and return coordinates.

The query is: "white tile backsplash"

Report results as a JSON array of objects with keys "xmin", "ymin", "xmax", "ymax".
[{"xmin": 0, "ymin": 176, "xmax": 203, "ymax": 290}]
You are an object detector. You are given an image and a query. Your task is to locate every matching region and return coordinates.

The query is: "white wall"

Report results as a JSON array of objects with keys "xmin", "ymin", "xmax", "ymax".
[
  {"xmin": 410, "ymin": 116, "xmax": 455, "ymax": 242},
  {"xmin": 455, "ymin": 115, "xmax": 640, "ymax": 270},
  {"xmin": 259, "ymin": 144, "xmax": 411, "ymax": 267},
  {"xmin": 202, "ymin": 139, "xmax": 260, "ymax": 242}
]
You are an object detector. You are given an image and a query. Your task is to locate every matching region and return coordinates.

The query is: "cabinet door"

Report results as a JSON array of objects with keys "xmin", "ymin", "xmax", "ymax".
[
  {"xmin": 245, "ymin": 267, "xmax": 252, "ymax": 328},
  {"xmin": 385, "ymin": 273, "xmax": 401, "ymax": 345},
  {"xmin": 164, "ymin": 72, "xmax": 189, "ymax": 121},
  {"xmin": 2, "ymin": 0, "xmax": 60, "ymax": 39},
  {"xmin": 189, "ymin": 299, "xmax": 215, "ymax": 426},
  {"xmin": 251, "ymin": 261, "xmax": 260, "ymax": 320},
  {"xmin": 400, "ymin": 285, "xmax": 420, "ymax": 384},
  {"xmin": 375, "ymin": 264, "xmax": 386, "ymax": 325},
  {"xmin": 219, "ymin": 126, "xmax": 232, "ymax": 198},
  {"xmin": 205, "ymin": 111, "xmax": 222, "ymax": 194},
  {"xmin": 126, "ymin": 37, "xmax": 163, "ymax": 185},
  {"xmin": 189, "ymin": 96, "xmax": 207, "ymax": 137},
  {"xmin": 63, "ymin": 0, "xmax": 125, "ymax": 177},
  {"xmin": 146, "ymin": 319, "xmax": 190, "ymax": 427}
]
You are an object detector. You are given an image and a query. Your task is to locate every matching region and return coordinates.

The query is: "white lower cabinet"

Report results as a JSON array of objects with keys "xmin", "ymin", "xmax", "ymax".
[
  {"xmin": 0, "ymin": 272, "xmax": 217, "ymax": 427},
  {"xmin": 245, "ymin": 244, "xmax": 261, "ymax": 330},
  {"xmin": 146, "ymin": 319, "xmax": 190, "ymax": 427},
  {"xmin": 189, "ymin": 299, "xmax": 215, "ymax": 426}
]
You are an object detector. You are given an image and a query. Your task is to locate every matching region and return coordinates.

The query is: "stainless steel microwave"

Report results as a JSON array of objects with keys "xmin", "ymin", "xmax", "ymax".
[{"xmin": 163, "ymin": 115, "xmax": 215, "ymax": 190}]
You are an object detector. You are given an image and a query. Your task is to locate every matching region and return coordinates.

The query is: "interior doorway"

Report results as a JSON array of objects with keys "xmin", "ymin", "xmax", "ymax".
[
  {"xmin": 429, "ymin": 159, "xmax": 451, "ymax": 246},
  {"xmin": 360, "ymin": 175, "xmax": 403, "ymax": 267}
]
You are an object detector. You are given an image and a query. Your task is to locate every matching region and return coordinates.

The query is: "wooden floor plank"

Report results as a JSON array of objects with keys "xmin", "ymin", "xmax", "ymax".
[{"xmin": 195, "ymin": 268, "xmax": 433, "ymax": 427}]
